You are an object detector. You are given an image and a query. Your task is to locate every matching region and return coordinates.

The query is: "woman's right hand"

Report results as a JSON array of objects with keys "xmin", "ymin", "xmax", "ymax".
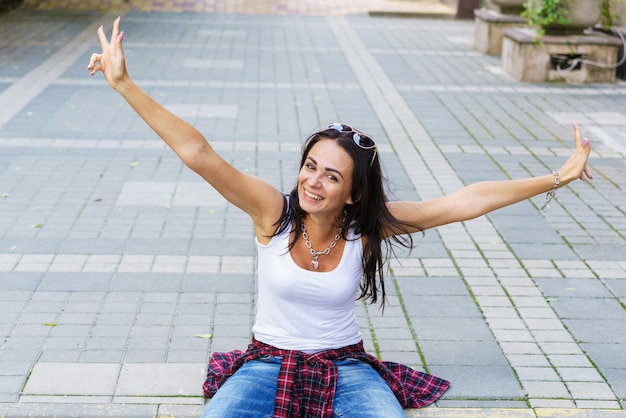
[{"xmin": 88, "ymin": 17, "xmax": 129, "ymax": 90}]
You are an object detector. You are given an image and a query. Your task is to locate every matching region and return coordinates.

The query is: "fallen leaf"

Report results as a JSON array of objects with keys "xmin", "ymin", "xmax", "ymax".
[
  {"xmin": 93, "ymin": 198, "xmax": 102, "ymax": 202},
  {"xmin": 129, "ymin": 161, "xmax": 138, "ymax": 168},
  {"xmin": 42, "ymin": 323, "xmax": 58, "ymax": 327},
  {"xmin": 30, "ymin": 224, "xmax": 43, "ymax": 229},
  {"xmin": 194, "ymin": 333, "xmax": 212, "ymax": 339},
  {"xmin": 2, "ymin": 193, "xmax": 8, "ymax": 198}
]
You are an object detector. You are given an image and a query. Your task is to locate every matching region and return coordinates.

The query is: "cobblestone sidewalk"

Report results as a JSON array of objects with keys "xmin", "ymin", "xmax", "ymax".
[{"xmin": 0, "ymin": 2, "xmax": 625, "ymax": 418}]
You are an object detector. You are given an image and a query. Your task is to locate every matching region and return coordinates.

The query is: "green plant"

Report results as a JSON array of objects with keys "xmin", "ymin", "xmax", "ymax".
[
  {"xmin": 522, "ymin": 0, "xmax": 572, "ymax": 37},
  {"xmin": 599, "ymin": 0, "xmax": 625, "ymax": 30}
]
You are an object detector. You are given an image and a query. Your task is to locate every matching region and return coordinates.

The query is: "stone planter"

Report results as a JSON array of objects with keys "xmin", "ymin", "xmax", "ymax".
[
  {"xmin": 491, "ymin": 0, "xmax": 526, "ymax": 15},
  {"xmin": 538, "ymin": 0, "xmax": 602, "ymax": 35},
  {"xmin": 474, "ymin": 0, "xmax": 526, "ymax": 55},
  {"xmin": 474, "ymin": 8, "xmax": 527, "ymax": 55},
  {"xmin": 501, "ymin": 27, "xmax": 621, "ymax": 82}
]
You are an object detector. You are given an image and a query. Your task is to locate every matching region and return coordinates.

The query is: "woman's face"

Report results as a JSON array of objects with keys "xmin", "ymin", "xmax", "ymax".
[{"xmin": 297, "ymin": 138, "xmax": 354, "ymax": 218}]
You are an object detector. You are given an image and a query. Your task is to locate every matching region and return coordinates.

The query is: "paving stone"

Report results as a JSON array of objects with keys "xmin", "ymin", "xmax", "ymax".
[
  {"xmin": 564, "ymin": 319, "xmax": 626, "ymax": 344},
  {"xmin": 530, "ymin": 399, "xmax": 577, "ymax": 408},
  {"xmin": 0, "ymin": 375, "xmax": 27, "ymax": 394},
  {"xmin": 522, "ymin": 380, "xmax": 570, "ymax": 399},
  {"xmin": 23, "ymin": 363, "xmax": 120, "ymax": 396},
  {"xmin": 550, "ymin": 298, "xmax": 626, "ymax": 320},
  {"xmin": 567, "ymin": 382, "xmax": 618, "ymax": 401},
  {"xmin": 574, "ymin": 400, "xmax": 623, "ymax": 409},
  {"xmin": 433, "ymin": 365, "xmax": 523, "ymax": 399},
  {"xmin": 115, "ymin": 363, "xmax": 204, "ymax": 397},
  {"xmin": 404, "ymin": 295, "xmax": 483, "ymax": 318},
  {"xmin": 0, "ymin": 272, "xmax": 43, "ymax": 291},
  {"xmin": 602, "ymin": 369, "xmax": 626, "ymax": 399},
  {"xmin": 548, "ymin": 354, "xmax": 594, "ymax": 368},
  {"xmin": 420, "ymin": 341, "xmax": 510, "ymax": 367},
  {"xmin": 556, "ymin": 367, "xmax": 605, "ymax": 382},
  {"xmin": 604, "ymin": 279, "xmax": 626, "ymax": 298},
  {"xmin": 414, "ymin": 317, "xmax": 495, "ymax": 341},
  {"xmin": 515, "ymin": 366, "xmax": 561, "ymax": 382},
  {"xmin": 38, "ymin": 272, "xmax": 114, "ymax": 291}
]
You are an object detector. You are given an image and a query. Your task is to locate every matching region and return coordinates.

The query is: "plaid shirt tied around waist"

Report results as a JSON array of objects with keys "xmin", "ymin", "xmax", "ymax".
[{"xmin": 203, "ymin": 339, "xmax": 449, "ymax": 418}]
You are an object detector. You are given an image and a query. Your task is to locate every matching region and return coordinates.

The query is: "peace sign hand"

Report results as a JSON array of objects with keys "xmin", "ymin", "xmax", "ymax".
[{"xmin": 87, "ymin": 17, "xmax": 129, "ymax": 90}]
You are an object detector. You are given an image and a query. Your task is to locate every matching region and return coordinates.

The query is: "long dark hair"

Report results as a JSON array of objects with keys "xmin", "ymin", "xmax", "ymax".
[{"xmin": 272, "ymin": 125, "xmax": 423, "ymax": 307}]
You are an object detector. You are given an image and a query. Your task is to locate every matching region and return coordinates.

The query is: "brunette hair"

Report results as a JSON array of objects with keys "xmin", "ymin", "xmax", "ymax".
[{"xmin": 273, "ymin": 125, "xmax": 423, "ymax": 307}]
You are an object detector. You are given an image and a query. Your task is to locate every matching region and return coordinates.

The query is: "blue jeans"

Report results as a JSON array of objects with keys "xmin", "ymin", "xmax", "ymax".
[{"xmin": 202, "ymin": 356, "xmax": 405, "ymax": 418}]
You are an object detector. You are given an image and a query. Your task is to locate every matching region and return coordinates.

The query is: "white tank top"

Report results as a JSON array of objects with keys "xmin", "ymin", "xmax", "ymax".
[{"xmin": 252, "ymin": 225, "xmax": 363, "ymax": 352}]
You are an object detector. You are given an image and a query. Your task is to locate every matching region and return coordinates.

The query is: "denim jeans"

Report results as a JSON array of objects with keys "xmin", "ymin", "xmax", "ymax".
[{"xmin": 202, "ymin": 356, "xmax": 406, "ymax": 418}]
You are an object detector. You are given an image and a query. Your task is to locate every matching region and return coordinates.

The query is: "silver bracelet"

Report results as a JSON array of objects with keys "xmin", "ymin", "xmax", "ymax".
[{"xmin": 540, "ymin": 171, "xmax": 560, "ymax": 213}]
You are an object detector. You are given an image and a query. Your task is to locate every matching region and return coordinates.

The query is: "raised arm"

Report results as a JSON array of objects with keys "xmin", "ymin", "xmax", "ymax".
[
  {"xmin": 88, "ymin": 18, "xmax": 284, "ymax": 239},
  {"xmin": 388, "ymin": 121, "xmax": 592, "ymax": 234}
]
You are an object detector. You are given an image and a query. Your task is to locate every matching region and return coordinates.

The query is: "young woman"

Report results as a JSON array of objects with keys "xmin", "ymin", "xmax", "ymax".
[{"xmin": 89, "ymin": 18, "xmax": 592, "ymax": 418}]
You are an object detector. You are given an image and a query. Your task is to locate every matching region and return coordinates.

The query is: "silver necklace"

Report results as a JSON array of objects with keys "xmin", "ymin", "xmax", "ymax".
[{"xmin": 301, "ymin": 222, "xmax": 343, "ymax": 271}]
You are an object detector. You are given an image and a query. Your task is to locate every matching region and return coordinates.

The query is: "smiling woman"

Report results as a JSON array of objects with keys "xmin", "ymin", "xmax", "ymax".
[{"xmin": 88, "ymin": 17, "xmax": 593, "ymax": 418}]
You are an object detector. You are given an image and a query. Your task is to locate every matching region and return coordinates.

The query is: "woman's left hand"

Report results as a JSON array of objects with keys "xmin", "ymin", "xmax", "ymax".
[{"xmin": 557, "ymin": 121, "xmax": 593, "ymax": 186}]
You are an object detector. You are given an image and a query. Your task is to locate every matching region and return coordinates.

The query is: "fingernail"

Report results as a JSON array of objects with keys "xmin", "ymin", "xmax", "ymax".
[
  {"xmin": 583, "ymin": 138, "xmax": 589, "ymax": 147},
  {"xmin": 119, "ymin": 31, "xmax": 124, "ymax": 41},
  {"xmin": 572, "ymin": 119, "xmax": 577, "ymax": 126}
]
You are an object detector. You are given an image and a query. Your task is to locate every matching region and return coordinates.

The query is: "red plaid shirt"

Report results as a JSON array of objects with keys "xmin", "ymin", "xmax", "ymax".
[{"xmin": 203, "ymin": 339, "xmax": 449, "ymax": 418}]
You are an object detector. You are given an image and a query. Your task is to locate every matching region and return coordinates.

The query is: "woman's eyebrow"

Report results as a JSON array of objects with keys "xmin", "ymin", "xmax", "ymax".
[{"xmin": 307, "ymin": 156, "xmax": 345, "ymax": 180}]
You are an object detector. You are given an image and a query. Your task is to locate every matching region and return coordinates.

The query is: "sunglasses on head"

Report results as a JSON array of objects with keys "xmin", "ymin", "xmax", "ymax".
[{"xmin": 328, "ymin": 122, "xmax": 377, "ymax": 167}]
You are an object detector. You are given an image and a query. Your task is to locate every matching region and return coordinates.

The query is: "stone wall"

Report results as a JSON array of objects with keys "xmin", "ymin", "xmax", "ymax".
[{"xmin": 0, "ymin": 0, "xmax": 24, "ymax": 12}]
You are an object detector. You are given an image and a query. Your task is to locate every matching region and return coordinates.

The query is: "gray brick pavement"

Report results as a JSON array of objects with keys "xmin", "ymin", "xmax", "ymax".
[{"xmin": 0, "ymin": 5, "xmax": 625, "ymax": 418}]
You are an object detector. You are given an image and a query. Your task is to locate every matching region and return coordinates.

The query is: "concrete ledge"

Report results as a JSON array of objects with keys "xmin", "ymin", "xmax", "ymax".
[
  {"xmin": 474, "ymin": 8, "xmax": 527, "ymax": 55},
  {"xmin": 502, "ymin": 28, "xmax": 622, "ymax": 83},
  {"xmin": 369, "ymin": 0, "xmax": 455, "ymax": 18},
  {"xmin": 0, "ymin": 404, "xmax": 623, "ymax": 417}
]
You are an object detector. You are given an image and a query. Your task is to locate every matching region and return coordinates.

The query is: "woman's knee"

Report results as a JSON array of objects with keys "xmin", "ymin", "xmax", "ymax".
[
  {"xmin": 202, "ymin": 359, "xmax": 279, "ymax": 418},
  {"xmin": 332, "ymin": 360, "xmax": 404, "ymax": 418}
]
